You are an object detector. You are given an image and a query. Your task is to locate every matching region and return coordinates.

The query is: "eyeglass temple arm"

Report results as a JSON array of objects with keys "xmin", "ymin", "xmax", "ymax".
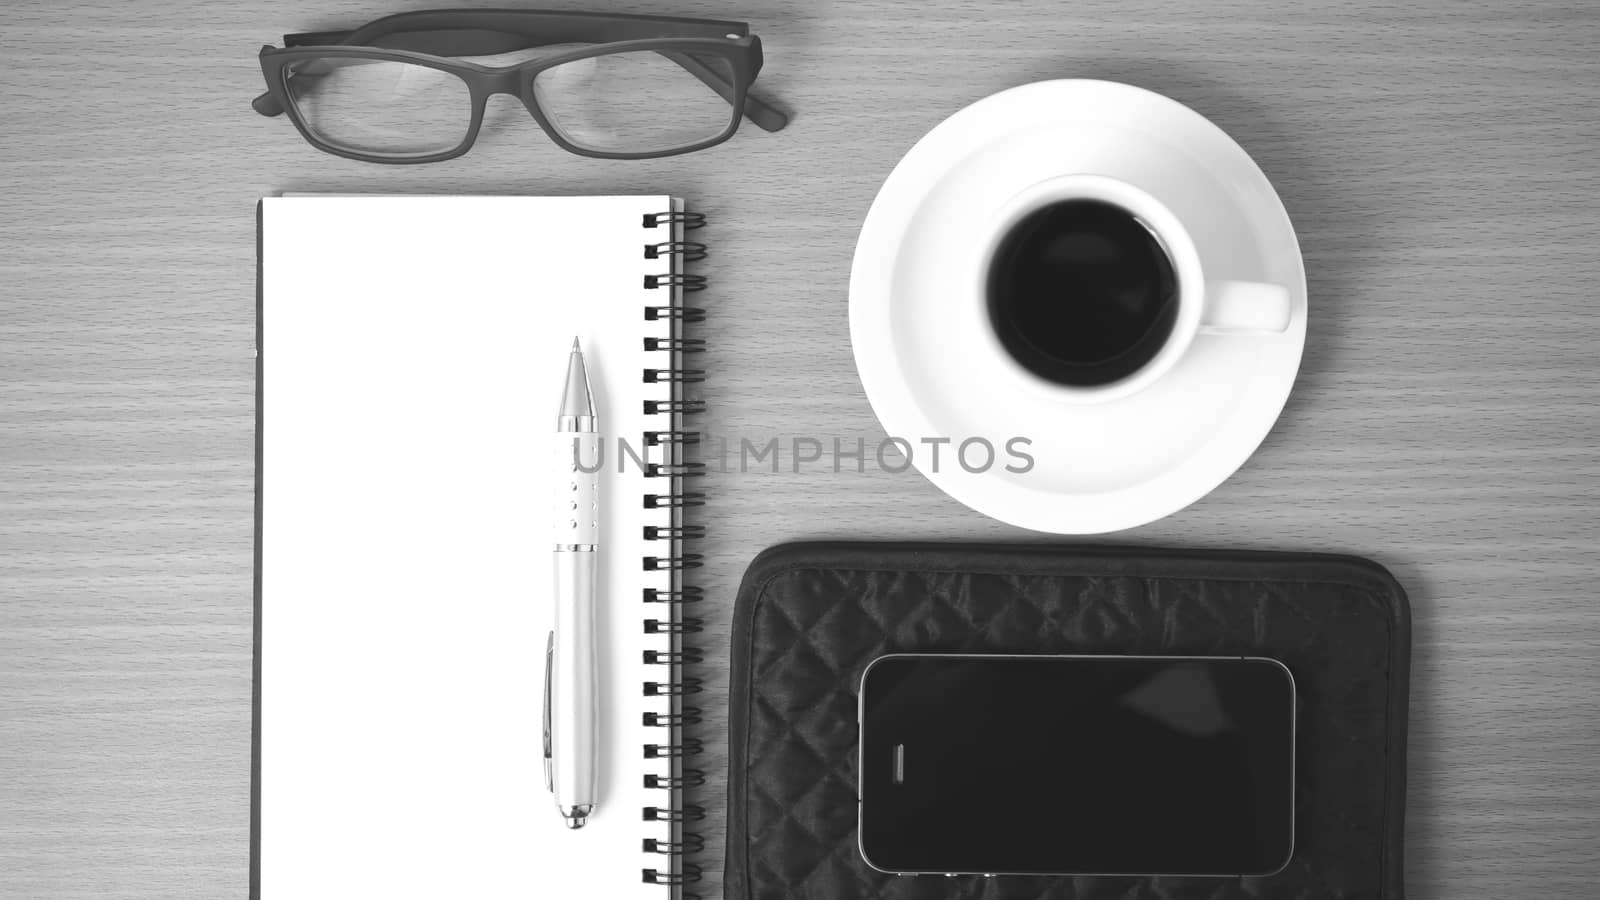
[
  {"xmin": 253, "ymin": 29, "xmax": 788, "ymax": 132},
  {"xmin": 659, "ymin": 50, "xmax": 786, "ymax": 133}
]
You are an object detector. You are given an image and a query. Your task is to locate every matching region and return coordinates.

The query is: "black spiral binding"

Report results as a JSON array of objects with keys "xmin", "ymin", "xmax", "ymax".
[{"xmin": 640, "ymin": 208, "xmax": 706, "ymax": 897}]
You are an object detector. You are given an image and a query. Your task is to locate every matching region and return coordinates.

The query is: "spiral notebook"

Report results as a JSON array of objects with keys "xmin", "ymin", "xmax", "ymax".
[{"xmin": 252, "ymin": 195, "xmax": 705, "ymax": 898}]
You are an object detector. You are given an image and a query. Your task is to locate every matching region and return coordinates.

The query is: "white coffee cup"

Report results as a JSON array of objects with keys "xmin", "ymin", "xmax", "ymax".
[{"xmin": 976, "ymin": 173, "xmax": 1292, "ymax": 404}]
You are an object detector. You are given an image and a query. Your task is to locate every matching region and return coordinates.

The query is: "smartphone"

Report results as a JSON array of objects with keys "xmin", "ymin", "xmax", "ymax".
[{"xmin": 857, "ymin": 653, "xmax": 1296, "ymax": 877}]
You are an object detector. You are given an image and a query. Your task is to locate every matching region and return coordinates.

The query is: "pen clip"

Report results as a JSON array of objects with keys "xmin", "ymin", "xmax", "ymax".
[{"xmin": 542, "ymin": 631, "xmax": 554, "ymax": 794}]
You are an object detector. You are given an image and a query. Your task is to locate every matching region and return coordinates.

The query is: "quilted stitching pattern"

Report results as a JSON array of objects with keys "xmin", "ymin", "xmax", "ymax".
[{"xmin": 729, "ymin": 557, "xmax": 1403, "ymax": 900}]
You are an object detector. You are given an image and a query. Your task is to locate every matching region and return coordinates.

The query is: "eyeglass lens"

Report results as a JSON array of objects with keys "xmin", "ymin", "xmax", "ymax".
[
  {"xmin": 534, "ymin": 50, "xmax": 739, "ymax": 154},
  {"xmin": 286, "ymin": 57, "xmax": 473, "ymax": 158}
]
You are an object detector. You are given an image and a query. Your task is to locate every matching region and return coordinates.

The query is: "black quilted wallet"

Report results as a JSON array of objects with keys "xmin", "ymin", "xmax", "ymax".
[{"xmin": 725, "ymin": 542, "xmax": 1410, "ymax": 900}]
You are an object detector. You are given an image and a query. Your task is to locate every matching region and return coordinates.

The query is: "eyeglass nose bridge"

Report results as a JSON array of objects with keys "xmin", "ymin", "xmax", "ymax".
[
  {"xmin": 471, "ymin": 68, "xmax": 555, "ymax": 130},
  {"xmin": 476, "ymin": 68, "xmax": 529, "ymax": 100}
]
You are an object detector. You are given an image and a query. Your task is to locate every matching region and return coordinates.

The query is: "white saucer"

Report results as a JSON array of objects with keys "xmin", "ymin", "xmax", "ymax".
[{"xmin": 849, "ymin": 80, "xmax": 1307, "ymax": 534}]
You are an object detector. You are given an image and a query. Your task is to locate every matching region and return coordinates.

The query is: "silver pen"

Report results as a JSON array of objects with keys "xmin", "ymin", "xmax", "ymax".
[{"xmin": 543, "ymin": 338, "xmax": 599, "ymax": 829}]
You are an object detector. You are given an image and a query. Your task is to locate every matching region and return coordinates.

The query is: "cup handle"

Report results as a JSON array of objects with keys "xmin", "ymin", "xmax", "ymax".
[{"xmin": 1200, "ymin": 281, "xmax": 1293, "ymax": 334}]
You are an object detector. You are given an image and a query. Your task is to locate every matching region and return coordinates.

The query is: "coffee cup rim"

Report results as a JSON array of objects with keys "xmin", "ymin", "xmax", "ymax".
[{"xmin": 976, "ymin": 173, "xmax": 1206, "ymax": 404}]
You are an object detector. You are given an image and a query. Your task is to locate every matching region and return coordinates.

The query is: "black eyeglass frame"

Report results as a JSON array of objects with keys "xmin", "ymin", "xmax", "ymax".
[{"xmin": 253, "ymin": 8, "xmax": 788, "ymax": 163}]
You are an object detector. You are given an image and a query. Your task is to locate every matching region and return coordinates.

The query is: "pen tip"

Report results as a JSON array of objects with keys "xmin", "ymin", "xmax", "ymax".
[
  {"xmin": 571, "ymin": 337, "xmax": 582, "ymax": 353},
  {"xmin": 560, "ymin": 804, "xmax": 593, "ymax": 829}
]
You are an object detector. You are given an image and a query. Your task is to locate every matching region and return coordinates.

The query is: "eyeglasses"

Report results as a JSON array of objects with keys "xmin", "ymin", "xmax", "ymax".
[{"xmin": 252, "ymin": 9, "xmax": 788, "ymax": 163}]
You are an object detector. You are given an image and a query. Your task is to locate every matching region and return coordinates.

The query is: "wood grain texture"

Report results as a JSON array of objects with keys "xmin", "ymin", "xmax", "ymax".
[{"xmin": 1, "ymin": 0, "xmax": 1596, "ymax": 898}]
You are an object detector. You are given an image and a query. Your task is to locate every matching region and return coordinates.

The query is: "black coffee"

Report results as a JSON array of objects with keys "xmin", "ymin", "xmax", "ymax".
[{"xmin": 986, "ymin": 199, "xmax": 1178, "ymax": 387}]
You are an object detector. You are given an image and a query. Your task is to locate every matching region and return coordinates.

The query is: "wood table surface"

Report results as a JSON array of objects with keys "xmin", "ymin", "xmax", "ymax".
[{"xmin": 3, "ymin": 1, "xmax": 1596, "ymax": 897}]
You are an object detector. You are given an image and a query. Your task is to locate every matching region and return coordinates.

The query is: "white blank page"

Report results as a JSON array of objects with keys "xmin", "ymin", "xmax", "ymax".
[{"xmin": 258, "ymin": 195, "xmax": 676, "ymax": 898}]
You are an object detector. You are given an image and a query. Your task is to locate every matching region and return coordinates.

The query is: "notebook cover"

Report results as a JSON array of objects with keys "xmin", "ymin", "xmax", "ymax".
[{"xmin": 725, "ymin": 542, "xmax": 1410, "ymax": 900}]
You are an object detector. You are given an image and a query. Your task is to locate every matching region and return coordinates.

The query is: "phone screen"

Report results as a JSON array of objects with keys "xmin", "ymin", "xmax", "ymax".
[{"xmin": 858, "ymin": 655, "xmax": 1295, "ymax": 877}]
